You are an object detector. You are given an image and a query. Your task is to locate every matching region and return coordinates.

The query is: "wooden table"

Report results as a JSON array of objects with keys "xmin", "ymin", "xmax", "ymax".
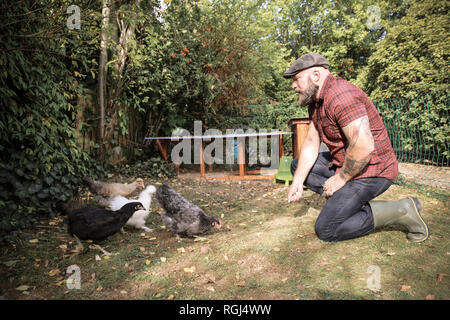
[{"xmin": 145, "ymin": 132, "xmax": 293, "ymax": 180}]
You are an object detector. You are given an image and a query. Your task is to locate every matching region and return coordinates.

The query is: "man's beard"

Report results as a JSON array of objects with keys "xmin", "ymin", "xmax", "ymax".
[{"xmin": 298, "ymin": 79, "xmax": 319, "ymax": 107}]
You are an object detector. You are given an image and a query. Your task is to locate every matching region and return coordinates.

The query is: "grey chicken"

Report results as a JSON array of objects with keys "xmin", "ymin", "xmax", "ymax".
[{"xmin": 155, "ymin": 182, "xmax": 221, "ymax": 238}]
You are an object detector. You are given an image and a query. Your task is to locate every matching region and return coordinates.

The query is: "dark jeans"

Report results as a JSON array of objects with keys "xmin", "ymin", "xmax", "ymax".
[{"xmin": 291, "ymin": 152, "xmax": 392, "ymax": 242}]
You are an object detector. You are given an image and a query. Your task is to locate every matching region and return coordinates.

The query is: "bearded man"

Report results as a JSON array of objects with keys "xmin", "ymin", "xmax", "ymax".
[{"xmin": 285, "ymin": 53, "xmax": 429, "ymax": 242}]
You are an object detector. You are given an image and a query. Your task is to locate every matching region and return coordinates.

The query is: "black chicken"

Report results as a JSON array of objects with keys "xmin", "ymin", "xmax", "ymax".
[
  {"xmin": 67, "ymin": 202, "xmax": 144, "ymax": 255},
  {"xmin": 155, "ymin": 182, "xmax": 222, "ymax": 238}
]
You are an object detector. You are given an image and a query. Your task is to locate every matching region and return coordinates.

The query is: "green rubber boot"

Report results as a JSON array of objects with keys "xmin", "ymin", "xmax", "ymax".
[{"xmin": 368, "ymin": 197, "xmax": 429, "ymax": 242}]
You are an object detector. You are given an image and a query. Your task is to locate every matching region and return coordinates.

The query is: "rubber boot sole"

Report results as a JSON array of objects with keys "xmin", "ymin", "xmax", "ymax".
[{"xmin": 408, "ymin": 197, "xmax": 429, "ymax": 242}]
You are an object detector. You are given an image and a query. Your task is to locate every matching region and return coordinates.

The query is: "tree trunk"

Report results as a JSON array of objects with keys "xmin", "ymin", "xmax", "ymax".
[
  {"xmin": 98, "ymin": 0, "xmax": 110, "ymax": 156},
  {"xmin": 104, "ymin": 0, "xmax": 141, "ymax": 150}
]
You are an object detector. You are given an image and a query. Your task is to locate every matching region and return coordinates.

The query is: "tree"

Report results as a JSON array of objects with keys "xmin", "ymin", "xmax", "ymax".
[{"xmin": 357, "ymin": 0, "xmax": 449, "ymax": 99}]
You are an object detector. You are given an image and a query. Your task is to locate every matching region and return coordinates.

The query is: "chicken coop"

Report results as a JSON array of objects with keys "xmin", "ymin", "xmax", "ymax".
[{"xmin": 288, "ymin": 117, "xmax": 310, "ymax": 159}]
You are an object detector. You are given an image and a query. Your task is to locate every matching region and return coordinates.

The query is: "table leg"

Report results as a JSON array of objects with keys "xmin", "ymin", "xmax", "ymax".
[
  {"xmin": 238, "ymin": 138, "xmax": 245, "ymax": 178},
  {"xmin": 279, "ymin": 134, "xmax": 284, "ymax": 160},
  {"xmin": 200, "ymin": 140, "xmax": 205, "ymax": 179},
  {"xmin": 156, "ymin": 139, "xmax": 168, "ymax": 161}
]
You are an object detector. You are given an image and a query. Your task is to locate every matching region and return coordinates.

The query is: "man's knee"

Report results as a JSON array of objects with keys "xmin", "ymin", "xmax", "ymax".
[
  {"xmin": 290, "ymin": 157, "xmax": 298, "ymax": 175},
  {"xmin": 314, "ymin": 217, "xmax": 336, "ymax": 242}
]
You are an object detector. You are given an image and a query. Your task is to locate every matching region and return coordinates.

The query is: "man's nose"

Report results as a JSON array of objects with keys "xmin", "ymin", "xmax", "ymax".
[{"xmin": 291, "ymin": 81, "xmax": 297, "ymax": 89}]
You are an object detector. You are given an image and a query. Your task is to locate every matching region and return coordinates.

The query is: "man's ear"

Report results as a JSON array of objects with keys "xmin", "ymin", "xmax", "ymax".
[{"xmin": 310, "ymin": 69, "xmax": 321, "ymax": 83}]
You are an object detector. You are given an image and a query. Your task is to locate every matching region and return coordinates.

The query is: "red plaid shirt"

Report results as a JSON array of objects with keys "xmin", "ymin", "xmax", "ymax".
[{"xmin": 309, "ymin": 74, "xmax": 398, "ymax": 180}]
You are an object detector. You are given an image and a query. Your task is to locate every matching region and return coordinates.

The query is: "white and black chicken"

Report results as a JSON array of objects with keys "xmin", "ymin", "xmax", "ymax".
[
  {"xmin": 155, "ymin": 182, "xmax": 222, "ymax": 238},
  {"xmin": 108, "ymin": 185, "xmax": 157, "ymax": 232}
]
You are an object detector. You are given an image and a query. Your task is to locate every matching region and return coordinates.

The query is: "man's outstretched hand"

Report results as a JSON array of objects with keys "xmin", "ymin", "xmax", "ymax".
[{"xmin": 288, "ymin": 180, "xmax": 303, "ymax": 203}]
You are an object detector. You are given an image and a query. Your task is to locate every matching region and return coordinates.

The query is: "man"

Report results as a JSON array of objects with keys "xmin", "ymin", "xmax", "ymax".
[{"xmin": 284, "ymin": 52, "xmax": 429, "ymax": 242}]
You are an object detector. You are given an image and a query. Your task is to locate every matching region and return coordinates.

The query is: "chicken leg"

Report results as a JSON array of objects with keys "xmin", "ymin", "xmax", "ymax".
[
  {"xmin": 92, "ymin": 244, "xmax": 113, "ymax": 256},
  {"xmin": 71, "ymin": 235, "xmax": 85, "ymax": 255}
]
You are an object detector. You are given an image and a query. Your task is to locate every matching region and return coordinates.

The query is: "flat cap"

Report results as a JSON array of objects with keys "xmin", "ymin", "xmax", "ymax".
[{"xmin": 283, "ymin": 53, "xmax": 329, "ymax": 79}]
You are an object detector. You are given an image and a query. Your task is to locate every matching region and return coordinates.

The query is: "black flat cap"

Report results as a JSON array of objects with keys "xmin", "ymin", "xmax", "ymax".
[{"xmin": 283, "ymin": 53, "xmax": 329, "ymax": 78}]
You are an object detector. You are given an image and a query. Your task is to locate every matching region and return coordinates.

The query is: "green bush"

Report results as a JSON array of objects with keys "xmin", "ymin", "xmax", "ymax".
[{"xmin": 0, "ymin": 0, "xmax": 104, "ymax": 243}]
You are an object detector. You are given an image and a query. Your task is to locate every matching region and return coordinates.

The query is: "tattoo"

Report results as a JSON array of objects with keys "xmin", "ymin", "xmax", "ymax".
[
  {"xmin": 340, "ymin": 156, "xmax": 370, "ymax": 180},
  {"xmin": 341, "ymin": 116, "xmax": 374, "ymax": 180}
]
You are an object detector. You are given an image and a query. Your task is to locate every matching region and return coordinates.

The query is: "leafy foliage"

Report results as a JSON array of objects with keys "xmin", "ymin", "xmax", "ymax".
[
  {"xmin": 115, "ymin": 158, "xmax": 177, "ymax": 179},
  {"xmin": 358, "ymin": 0, "xmax": 449, "ymax": 99},
  {"xmin": 0, "ymin": 0, "xmax": 105, "ymax": 242}
]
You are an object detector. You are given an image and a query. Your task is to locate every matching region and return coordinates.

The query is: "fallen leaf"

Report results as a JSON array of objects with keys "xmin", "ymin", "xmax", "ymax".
[
  {"xmin": 55, "ymin": 280, "xmax": 65, "ymax": 287},
  {"xmin": 386, "ymin": 252, "xmax": 396, "ymax": 256},
  {"xmin": 318, "ymin": 261, "xmax": 329, "ymax": 267},
  {"xmin": 145, "ymin": 259, "xmax": 151, "ymax": 265},
  {"xmin": 206, "ymin": 286, "xmax": 215, "ymax": 292},
  {"xmin": 273, "ymin": 247, "xmax": 280, "ymax": 252},
  {"xmin": 16, "ymin": 285, "xmax": 30, "ymax": 291},
  {"xmin": 223, "ymin": 254, "xmax": 229, "ymax": 261},
  {"xmin": 48, "ymin": 269, "xmax": 60, "ymax": 277},
  {"xmin": 237, "ymin": 281, "xmax": 246, "ymax": 287},
  {"xmin": 140, "ymin": 247, "xmax": 146, "ymax": 252},
  {"xmin": 193, "ymin": 236, "xmax": 208, "ymax": 242},
  {"xmin": 168, "ymin": 294, "xmax": 174, "ymax": 300},
  {"xmin": 103, "ymin": 255, "xmax": 110, "ymax": 260},
  {"xmin": 177, "ymin": 247, "xmax": 186, "ymax": 254},
  {"xmin": 95, "ymin": 255, "xmax": 101, "ymax": 261},
  {"xmin": 281, "ymin": 277, "xmax": 288, "ymax": 282},
  {"xmin": 206, "ymin": 275, "xmax": 216, "ymax": 283},
  {"xmin": 297, "ymin": 284, "xmax": 305, "ymax": 290},
  {"xmin": 120, "ymin": 290, "xmax": 128, "ymax": 295},
  {"xmin": 28, "ymin": 239, "xmax": 39, "ymax": 244},
  {"xmin": 426, "ymin": 294, "xmax": 435, "ymax": 300},
  {"xmin": 184, "ymin": 266, "xmax": 196, "ymax": 273},
  {"xmin": 437, "ymin": 273, "xmax": 448, "ymax": 283},
  {"xmin": 160, "ymin": 257, "xmax": 167, "ymax": 262},
  {"xmin": 400, "ymin": 285, "xmax": 411, "ymax": 292}
]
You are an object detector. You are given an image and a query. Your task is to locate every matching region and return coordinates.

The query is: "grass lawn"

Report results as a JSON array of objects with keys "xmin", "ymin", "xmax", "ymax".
[{"xmin": 1, "ymin": 175, "xmax": 449, "ymax": 300}]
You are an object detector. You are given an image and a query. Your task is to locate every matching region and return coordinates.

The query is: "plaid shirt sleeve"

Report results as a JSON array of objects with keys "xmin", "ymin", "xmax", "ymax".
[{"xmin": 331, "ymin": 92, "xmax": 368, "ymax": 128}]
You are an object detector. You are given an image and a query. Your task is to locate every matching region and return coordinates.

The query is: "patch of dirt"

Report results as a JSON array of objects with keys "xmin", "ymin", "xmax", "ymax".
[{"xmin": 398, "ymin": 162, "xmax": 450, "ymax": 191}]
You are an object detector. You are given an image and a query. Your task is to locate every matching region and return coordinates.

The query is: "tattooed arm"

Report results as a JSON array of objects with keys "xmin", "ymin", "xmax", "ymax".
[
  {"xmin": 323, "ymin": 116, "xmax": 374, "ymax": 197},
  {"xmin": 339, "ymin": 116, "xmax": 375, "ymax": 181}
]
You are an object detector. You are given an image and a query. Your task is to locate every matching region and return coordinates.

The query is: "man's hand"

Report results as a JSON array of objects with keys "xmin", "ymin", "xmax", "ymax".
[
  {"xmin": 288, "ymin": 180, "xmax": 303, "ymax": 203},
  {"xmin": 323, "ymin": 174, "xmax": 347, "ymax": 197}
]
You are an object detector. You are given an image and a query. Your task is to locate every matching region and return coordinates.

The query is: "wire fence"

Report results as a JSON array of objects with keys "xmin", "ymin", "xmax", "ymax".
[
  {"xmin": 373, "ymin": 93, "xmax": 449, "ymax": 200},
  {"xmin": 374, "ymin": 94, "xmax": 449, "ymax": 167}
]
